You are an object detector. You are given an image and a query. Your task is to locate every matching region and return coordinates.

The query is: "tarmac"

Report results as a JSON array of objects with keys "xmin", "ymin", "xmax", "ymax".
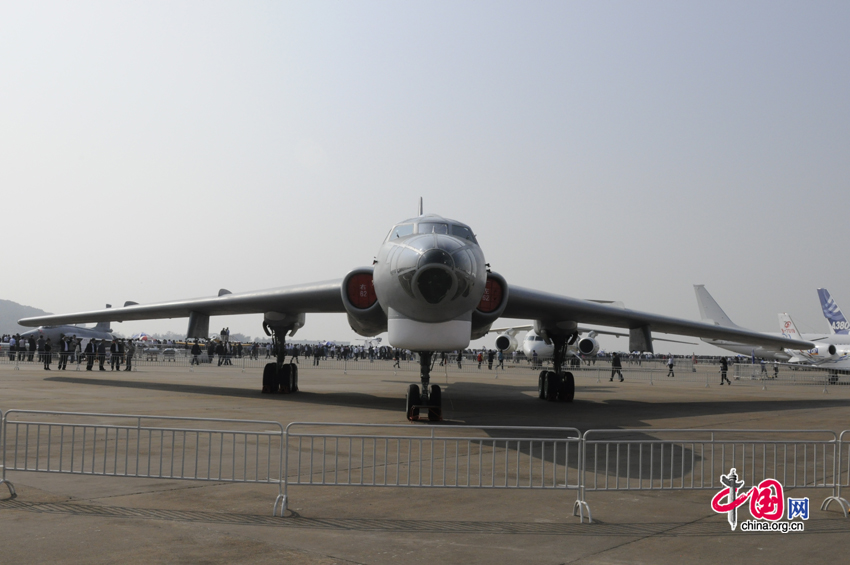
[{"xmin": 1, "ymin": 360, "xmax": 849, "ymax": 564}]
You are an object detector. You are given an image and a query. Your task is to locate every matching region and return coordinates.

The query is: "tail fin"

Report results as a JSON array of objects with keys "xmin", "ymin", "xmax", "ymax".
[
  {"xmin": 693, "ymin": 285, "xmax": 740, "ymax": 328},
  {"xmin": 93, "ymin": 304, "xmax": 112, "ymax": 332},
  {"xmin": 817, "ymin": 288, "xmax": 849, "ymax": 335},
  {"xmin": 778, "ymin": 313, "xmax": 802, "ymax": 341}
]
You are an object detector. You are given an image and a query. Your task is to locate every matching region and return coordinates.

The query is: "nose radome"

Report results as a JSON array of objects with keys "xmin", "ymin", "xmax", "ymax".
[{"xmin": 416, "ymin": 267, "xmax": 455, "ymax": 304}]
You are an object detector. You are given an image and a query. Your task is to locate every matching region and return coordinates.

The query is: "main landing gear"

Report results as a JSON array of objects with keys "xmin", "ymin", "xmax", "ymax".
[
  {"xmin": 261, "ymin": 325, "xmax": 299, "ymax": 395},
  {"xmin": 405, "ymin": 351, "xmax": 442, "ymax": 421},
  {"xmin": 537, "ymin": 334, "xmax": 575, "ymax": 403}
]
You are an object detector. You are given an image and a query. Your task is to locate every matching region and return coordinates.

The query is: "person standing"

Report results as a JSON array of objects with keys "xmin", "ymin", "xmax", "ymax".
[
  {"xmin": 666, "ymin": 354, "xmax": 675, "ymax": 377},
  {"xmin": 610, "ymin": 352, "xmax": 623, "ymax": 382},
  {"xmin": 125, "ymin": 339, "xmax": 135, "ymax": 371},
  {"xmin": 84, "ymin": 339, "xmax": 96, "ymax": 370},
  {"xmin": 27, "ymin": 335, "xmax": 36, "ymax": 362},
  {"xmin": 43, "ymin": 338, "xmax": 52, "ymax": 370},
  {"xmin": 57, "ymin": 335, "xmax": 69, "ymax": 370},
  {"xmin": 190, "ymin": 340, "xmax": 201, "ymax": 365},
  {"xmin": 497, "ymin": 350, "xmax": 504, "ymax": 370},
  {"xmin": 97, "ymin": 340, "xmax": 107, "ymax": 371},
  {"xmin": 7, "ymin": 334, "xmax": 15, "ymax": 361},
  {"xmin": 36, "ymin": 335, "xmax": 45, "ymax": 363},
  {"xmin": 457, "ymin": 351, "xmax": 463, "ymax": 369},
  {"xmin": 110, "ymin": 339, "xmax": 120, "ymax": 370},
  {"xmin": 719, "ymin": 356, "xmax": 731, "ymax": 385}
]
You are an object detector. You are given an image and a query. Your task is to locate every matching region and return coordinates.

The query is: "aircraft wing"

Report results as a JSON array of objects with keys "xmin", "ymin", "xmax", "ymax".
[
  {"xmin": 17, "ymin": 280, "xmax": 346, "ymax": 326},
  {"xmin": 502, "ymin": 285, "xmax": 814, "ymax": 350}
]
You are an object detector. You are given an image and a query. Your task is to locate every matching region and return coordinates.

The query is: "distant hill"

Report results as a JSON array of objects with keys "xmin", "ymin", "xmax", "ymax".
[{"xmin": 0, "ymin": 299, "xmax": 52, "ymax": 335}]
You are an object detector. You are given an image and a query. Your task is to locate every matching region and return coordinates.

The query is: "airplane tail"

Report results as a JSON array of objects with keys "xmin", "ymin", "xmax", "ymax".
[
  {"xmin": 817, "ymin": 288, "xmax": 849, "ymax": 335},
  {"xmin": 693, "ymin": 285, "xmax": 740, "ymax": 328},
  {"xmin": 93, "ymin": 304, "xmax": 112, "ymax": 332},
  {"xmin": 778, "ymin": 313, "xmax": 802, "ymax": 341}
]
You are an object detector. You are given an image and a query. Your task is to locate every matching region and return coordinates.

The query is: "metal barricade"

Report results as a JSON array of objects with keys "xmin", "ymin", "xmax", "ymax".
[
  {"xmin": 1, "ymin": 410, "xmax": 284, "ymax": 514},
  {"xmin": 822, "ymin": 430, "xmax": 850, "ymax": 516},
  {"xmin": 580, "ymin": 429, "xmax": 844, "ymax": 523},
  {"xmin": 280, "ymin": 423, "xmax": 586, "ymax": 519},
  {"xmin": 0, "ymin": 409, "xmax": 13, "ymax": 498}
]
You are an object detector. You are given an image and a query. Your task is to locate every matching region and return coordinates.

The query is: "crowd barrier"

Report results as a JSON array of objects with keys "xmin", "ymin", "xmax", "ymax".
[
  {"xmin": 279, "ymin": 422, "xmax": 586, "ymax": 519},
  {"xmin": 0, "ymin": 410, "xmax": 284, "ymax": 512},
  {"xmin": 2, "ymin": 410, "xmax": 848, "ymax": 522}
]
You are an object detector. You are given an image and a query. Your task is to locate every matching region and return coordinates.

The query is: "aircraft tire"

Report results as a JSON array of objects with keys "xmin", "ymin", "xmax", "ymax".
[
  {"xmin": 279, "ymin": 364, "xmax": 291, "ymax": 394},
  {"xmin": 406, "ymin": 384, "xmax": 421, "ymax": 420},
  {"xmin": 262, "ymin": 363, "xmax": 277, "ymax": 393},
  {"xmin": 290, "ymin": 364, "xmax": 299, "ymax": 392},
  {"xmin": 538, "ymin": 371, "xmax": 548, "ymax": 399},
  {"xmin": 560, "ymin": 371, "xmax": 575, "ymax": 402},
  {"xmin": 428, "ymin": 384, "xmax": 442, "ymax": 421},
  {"xmin": 545, "ymin": 372, "xmax": 560, "ymax": 402}
]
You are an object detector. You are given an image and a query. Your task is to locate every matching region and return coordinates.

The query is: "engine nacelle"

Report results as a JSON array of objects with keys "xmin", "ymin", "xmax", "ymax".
[
  {"xmin": 577, "ymin": 336, "xmax": 600, "ymax": 356},
  {"xmin": 495, "ymin": 333, "xmax": 518, "ymax": 353},
  {"xmin": 808, "ymin": 343, "xmax": 838, "ymax": 358},
  {"xmin": 341, "ymin": 268, "xmax": 388, "ymax": 337},
  {"xmin": 470, "ymin": 272, "xmax": 510, "ymax": 340}
]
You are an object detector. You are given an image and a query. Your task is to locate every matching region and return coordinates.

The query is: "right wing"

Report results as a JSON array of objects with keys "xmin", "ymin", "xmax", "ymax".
[
  {"xmin": 502, "ymin": 284, "xmax": 813, "ymax": 350},
  {"xmin": 17, "ymin": 280, "xmax": 345, "ymax": 326}
]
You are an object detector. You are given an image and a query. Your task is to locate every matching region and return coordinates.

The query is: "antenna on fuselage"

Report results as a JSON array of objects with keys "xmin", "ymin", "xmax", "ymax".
[{"xmin": 418, "ymin": 197, "xmax": 423, "ymax": 216}]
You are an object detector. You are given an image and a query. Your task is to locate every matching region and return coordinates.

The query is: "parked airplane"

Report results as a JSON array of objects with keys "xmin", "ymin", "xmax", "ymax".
[
  {"xmin": 490, "ymin": 325, "xmax": 695, "ymax": 360},
  {"xmin": 693, "ymin": 285, "xmax": 791, "ymax": 361},
  {"xmin": 19, "ymin": 205, "xmax": 811, "ymax": 419},
  {"xmin": 19, "ymin": 320, "xmax": 115, "ymax": 347},
  {"xmin": 695, "ymin": 285, "xmax": 850, "ymax": 367},
  {"xmin": 17, "ymin": 305, "xmax": 117, "ymax": 346},
  {"xmin": 778, "ymin": 313, "xmax": 850, "ymax": 369}
]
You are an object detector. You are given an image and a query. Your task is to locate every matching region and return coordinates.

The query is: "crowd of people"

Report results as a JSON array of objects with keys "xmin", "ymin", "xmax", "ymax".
[{"xmin": 1, "ymin": 333, "xmax": 136, "ymax": 371}]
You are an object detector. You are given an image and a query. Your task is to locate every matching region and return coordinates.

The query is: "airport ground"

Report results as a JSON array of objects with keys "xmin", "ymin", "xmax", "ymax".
[{"xmin": 1, "ymin": 361, "xmax": 849, "ymax": 564}]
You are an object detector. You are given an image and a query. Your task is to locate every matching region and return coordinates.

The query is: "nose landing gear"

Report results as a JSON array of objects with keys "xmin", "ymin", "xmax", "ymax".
[
  {"xmin": 538, "ymin": 334, "xmax": 576, "ymax": 402},
  {"xmin": 406, "ymin": 351, "xmax": 443, "ymax": 421}
]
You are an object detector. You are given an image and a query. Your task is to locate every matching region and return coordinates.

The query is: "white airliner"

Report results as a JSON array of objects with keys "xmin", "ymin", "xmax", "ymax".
[
  {"xmin": 491, "ymin": 325, "xmax": 695, "ymax": 359},
  {"xmin": 695, "ymin": 284, "xmax": 850, "ymax": 370},
  {"xmin": 694, "ymin": 285, "xmax": 791, "ymax": 361}
]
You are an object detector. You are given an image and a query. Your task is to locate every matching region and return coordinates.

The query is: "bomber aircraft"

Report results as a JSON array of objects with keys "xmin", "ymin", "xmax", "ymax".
[{"xmin": 20, "ymin": 204, "xmax": 813, "ymax": 420}]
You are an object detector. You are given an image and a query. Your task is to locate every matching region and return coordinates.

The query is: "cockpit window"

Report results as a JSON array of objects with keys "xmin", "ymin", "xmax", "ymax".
[
  {"xmin": 417, "ymin": 222, "xmax": 448, "ymax": 235},
  {"xmin": 388, "ymin": 224, "xmax": 414, "ymax": 240},
  {"xmin": 450, "ymin": 224, "xmax": 477, "ymax": 243}
]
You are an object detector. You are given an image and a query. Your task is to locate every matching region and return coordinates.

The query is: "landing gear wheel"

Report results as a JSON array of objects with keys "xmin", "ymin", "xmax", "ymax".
[
  {"xmin": 279, "ymin": 364, "xmax": 291, "ymax": 393},
  {"xmin": 428, "ymin": 384, "xmax": 442, "ymax": 421},
  {"xmin": 559, "ymin": 371, "xmax": 575, "ymax": 402},
  {"xmin": 290, "ymin": 364, "xmax": 299, "ymax": 391},
  {"xmin": 406, "ymin": 384, "xmax": 421, "ymax": 421},
  {"xmin": 545, "ymin": 371, "xmax": 561, "ymax": 402},
  {"xmin": 538, "ymin": 371, "xmax": 548, "ymax": 399},
  {"xmin": 262, "ymin": 363, "xmax": 277, "ymax": 393}
]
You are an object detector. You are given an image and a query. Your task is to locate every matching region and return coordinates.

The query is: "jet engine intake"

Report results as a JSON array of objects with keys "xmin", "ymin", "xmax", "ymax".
[
  {"xmin": 809, "ymin": 343, "xmax": 838, "ymax": 358},
  {"xmin": 471, "ymin": 272, "xmax": 510, "ymax": 340},
  {"xmin": 495, "ymin": 333, "xmax": 518, "ymax": 353},
  {"xmin": 342, "ymin": 268, "xmax": 388, "ymax": 337},
  {"xmin": 577, "ymin": 336, "xmax": 600, "ymax": 356}
]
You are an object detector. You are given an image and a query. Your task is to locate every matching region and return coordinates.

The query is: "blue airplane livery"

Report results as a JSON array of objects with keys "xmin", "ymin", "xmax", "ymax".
[{"xmin": 817, "ymin": 288, "xmax": 849, "ymax": 335}]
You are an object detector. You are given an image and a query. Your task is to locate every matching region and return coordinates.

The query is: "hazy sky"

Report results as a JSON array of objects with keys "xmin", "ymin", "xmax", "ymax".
[{"xmin": 2, "ymin": 1, "xmax": 848, "ymax": 354}]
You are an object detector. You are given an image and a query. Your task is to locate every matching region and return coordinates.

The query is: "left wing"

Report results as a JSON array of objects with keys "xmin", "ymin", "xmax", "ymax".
[
  {"xmin": 502, "ymin": 285, "xmax": 813, "ymax": 350},
  {"xmin": 17, "ymin": 279, "xmax": 346, "ymax": 326}
]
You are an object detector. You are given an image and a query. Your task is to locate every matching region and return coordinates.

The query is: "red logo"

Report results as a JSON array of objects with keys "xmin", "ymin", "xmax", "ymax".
[{"xmin": 711, "ymin": 478, "xmax": 784, "ymax": 521}]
